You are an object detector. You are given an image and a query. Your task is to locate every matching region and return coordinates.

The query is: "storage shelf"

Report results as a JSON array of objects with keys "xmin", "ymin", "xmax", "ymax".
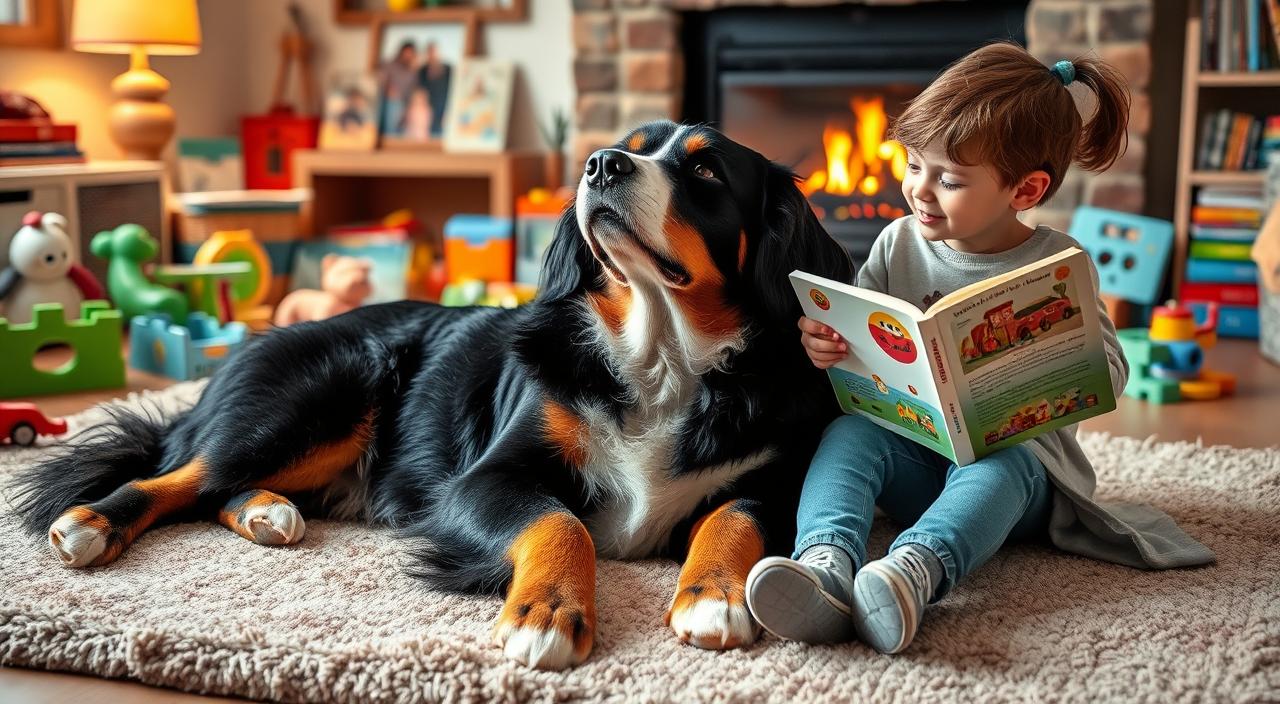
[
  {"xmin": 1187, "ymin": 170, "xmax": 1267, "ymax": 186},
  {"xmin": 1198, "ymin": 71, "xmax": 1280, "ymax": 87}
]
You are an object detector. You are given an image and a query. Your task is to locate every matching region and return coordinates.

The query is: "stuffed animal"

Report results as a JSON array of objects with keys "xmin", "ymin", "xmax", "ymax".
[
  {"xmin": 273, "ymin": 254, "xmax": 372, "ymax": 327},
  {"xmin": 0, "ymin": 211, "xmax": 105, "ymax": 324},
  {"xmin": 91, "ymin": 223, "xmax": 188, "ymax": 323}
]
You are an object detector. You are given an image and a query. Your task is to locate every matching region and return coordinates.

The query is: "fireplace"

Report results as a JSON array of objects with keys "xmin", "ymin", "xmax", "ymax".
[{"xmin": 681, "ymin": 2, "xmax": 1029, "ymax": 266}]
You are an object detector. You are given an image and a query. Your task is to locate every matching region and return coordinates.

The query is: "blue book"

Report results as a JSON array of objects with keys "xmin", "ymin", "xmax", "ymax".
[
  {"xmin": 1249, "ymin": 0, "xmax": 1261, "ymax": 71},
  {"xmin": 1186, "ymin": 257, "xmax": 1259, "ymax": 284},
  {"xmin": 1189, "ymin": 301, "xmax": 1260, "ymax": 338}
]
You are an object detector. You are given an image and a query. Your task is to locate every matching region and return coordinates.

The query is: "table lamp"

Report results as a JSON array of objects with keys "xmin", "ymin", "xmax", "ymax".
[{"xmin": 71, "ymin": 0, "xmax": 201, "ymax": 160}]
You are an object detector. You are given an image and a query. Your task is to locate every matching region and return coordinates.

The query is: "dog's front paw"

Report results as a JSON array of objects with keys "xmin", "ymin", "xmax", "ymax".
[
  {"xmin": 666, "ymin": 578, "xmax": 759, "ymax": 650},
  {"xmin": 492, "ymin": 591, "xmax": 595, "ymax": 670}
]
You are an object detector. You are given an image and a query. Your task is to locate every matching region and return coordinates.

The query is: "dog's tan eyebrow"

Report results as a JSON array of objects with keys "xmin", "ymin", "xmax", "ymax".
[
  {"xmin": 627, "ymin": 132, "xmax": 646, "ymax": 152},
  {"xmin": 683, "ymin": 133, "xmax": 709, "ymax": 154}
]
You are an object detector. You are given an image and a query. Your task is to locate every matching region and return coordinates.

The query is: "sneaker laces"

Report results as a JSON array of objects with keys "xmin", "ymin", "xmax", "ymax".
[
  {"xmin": 799, "ymin": 545, "xmax": 839, "ymax": 570},
  {"xmin": 893, "ymin": 548, "xmax": 934, "ymax": 604}
]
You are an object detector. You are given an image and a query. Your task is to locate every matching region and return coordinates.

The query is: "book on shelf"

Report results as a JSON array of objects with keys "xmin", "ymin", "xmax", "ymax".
[
  {"xmin": 1191, "ymin": 224, "xmax": 1260, "ymax": 241},
  {"xmin": 0, "ymin": 154, "xmax": 86, "ymax": 167},
  {"xmin": 1204, "ymin": 0, "xmax": 1280, "ymax": 71},
  {"xmin": 1189, "ymin": 301, "xmax": 1260, "ymax": 338},
  {"xmin": 1197, "ymin": 110, "xmax": 1280, "ymax": 172},
  {"xmin": 1180, "ymin": 281, "xmax": 1261, "ymax": 306},
  {"xmin": 1189, "ymin": 239, "xmax": 1256, "ymax": 260},
  {"xmin": 1185, "ymin": 257, "xmax": 1259, "ymax": 284},
  {"xmin": 1191, "ymin": 205, "xmax": 1264, "ymax": 226},
  {"xmin": 1195, "ymin": 186, "xmax": 1265, "ymax": 209},
  {"xmin": 0, "ymin": 120, "xmax": 77, "ymax": 143},
  {"xmin": 0, "ymin": 141, "xmax": 79, "ymax": 157}
]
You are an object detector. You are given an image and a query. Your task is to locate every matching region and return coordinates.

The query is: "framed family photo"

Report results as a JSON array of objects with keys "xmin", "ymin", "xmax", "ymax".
[
  {"xmin": 443, "ymin": 59, "xmax": 515, "ymax": 153},
  {"xmin": 370, "ymin": 17, "xmax": 478, "ymax": 148},
  {"xmin": 318, "ymin": 72, "xmax": 380, "ymax": 151}
]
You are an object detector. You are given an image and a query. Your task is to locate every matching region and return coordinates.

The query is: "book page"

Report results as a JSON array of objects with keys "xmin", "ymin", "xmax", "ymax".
[
  {"xmin": 925, "ymin": 249, "xmax": 1116, "ymax": 461},
  {"xmin": 790, "ymin": 272, "xmax": 957, "ymax": 462}
]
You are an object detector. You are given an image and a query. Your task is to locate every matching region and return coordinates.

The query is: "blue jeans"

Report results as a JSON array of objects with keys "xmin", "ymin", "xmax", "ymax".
[{"xmin": 795, "ymin": 414, "xmax": 1053, "ymax": 602}]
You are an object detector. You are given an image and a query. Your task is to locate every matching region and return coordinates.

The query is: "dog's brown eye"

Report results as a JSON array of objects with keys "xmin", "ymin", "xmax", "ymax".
[{"xmin": 693, "ymin": 163, "xmax": 716, "ymax": 180}]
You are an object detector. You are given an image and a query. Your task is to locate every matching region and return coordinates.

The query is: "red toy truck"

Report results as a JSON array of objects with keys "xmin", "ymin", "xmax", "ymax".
[{"xmin": 0, "ymin": 402, "xmax": 68, "ymax": 447}]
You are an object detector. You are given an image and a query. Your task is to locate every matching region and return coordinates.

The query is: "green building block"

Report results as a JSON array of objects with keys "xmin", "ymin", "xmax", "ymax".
[
  {"xmin": 1124, "ymin": 374, "xmax": 1181, "ymax": 403},
  {"xmin": 0, "ymin": 300, "xmax": 126, "ymax": 399},
  {"xmin": 1117, "ymin": 328, "xmax": 1173, "ymax": 367}
]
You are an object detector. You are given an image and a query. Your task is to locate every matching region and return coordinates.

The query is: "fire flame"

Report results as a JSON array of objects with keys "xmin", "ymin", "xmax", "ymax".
[{"xmin": 802, "ymin": 96, "xmax": 909, "ymax": 206}]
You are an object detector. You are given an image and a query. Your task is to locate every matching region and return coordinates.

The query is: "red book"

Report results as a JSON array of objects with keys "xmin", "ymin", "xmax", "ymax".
[
  {"xmin": 0, "ymin": 154, "xmax": 85, "ymax": 167},
  {"xmin": 0, "ymin": 120, "xmax": 77, "ymax": 143},
  {"xmin": 1180, "ymin": 282, "xmax": 1260, "ymax": 307}
]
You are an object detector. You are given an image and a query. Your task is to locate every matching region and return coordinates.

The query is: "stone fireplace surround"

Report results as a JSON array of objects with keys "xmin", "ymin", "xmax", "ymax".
[{"xmin": 571, "ymin": 0, "xmax": 1153, "ymax": 228}]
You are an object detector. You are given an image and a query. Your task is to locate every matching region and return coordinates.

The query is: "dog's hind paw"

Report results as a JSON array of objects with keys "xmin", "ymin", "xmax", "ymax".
[
  {"xmin": 49, "ymin": 509, "xmax": 112, "ymax": 568},
  {"xmin": 492, "ymin": 597, "xmax": 594, "ymax": 670},
  {"xmin": 667, "ymin": 585, "xmax": 760, "ymax": 650}
]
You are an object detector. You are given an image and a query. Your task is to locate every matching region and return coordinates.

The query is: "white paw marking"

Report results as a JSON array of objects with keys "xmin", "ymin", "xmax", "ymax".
[
  {"xmin": 243, "ymin": 502, "xmax": 305, "ymax": 545},
  {"xmin": 493, "ymin": 623, "xmax": 580, "ymax": 670},
  {"xmin": 669, "ymin": 598, "xmax": 759, "ymax": 650},
  {"xmin": 48, "ymin": 513, "xmax": 108, "ymax": 568}
]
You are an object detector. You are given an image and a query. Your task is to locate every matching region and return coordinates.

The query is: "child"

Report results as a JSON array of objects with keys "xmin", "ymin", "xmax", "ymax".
[{"xmin": 744, "ymin": 43, "xmax": 1215, "ymax": 654}]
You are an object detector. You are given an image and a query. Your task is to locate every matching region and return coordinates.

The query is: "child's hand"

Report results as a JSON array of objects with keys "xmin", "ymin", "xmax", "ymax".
[{"xmin": 798, "ymin": 316, "xmax": 848, "ymax": 369}]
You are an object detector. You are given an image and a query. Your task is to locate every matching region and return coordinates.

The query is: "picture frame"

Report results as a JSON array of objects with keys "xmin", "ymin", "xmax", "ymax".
[
  {"xmin": 443, "ymin": 59, "xmax": 515, "ymax": 154},
  {"xmin": 370, "ymin": 17, "xmax": 478, "ymax": 149},
  {"xmin": 318, "ymin": 72, "xmax": 381, "ymax": 152}
]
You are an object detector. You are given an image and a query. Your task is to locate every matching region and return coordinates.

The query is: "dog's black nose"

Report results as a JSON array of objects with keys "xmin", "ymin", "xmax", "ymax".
[{"xmin": 585, "ymin": 149, "xmax": 635, "ymax": 188}]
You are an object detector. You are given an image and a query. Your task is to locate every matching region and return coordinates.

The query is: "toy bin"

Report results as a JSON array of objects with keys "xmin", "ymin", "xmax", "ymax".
[
  {"xmin": 444, "ymin": 215, "xmax": 514, "ymax": 283},
  {"xmin": 129, "ymin": 312, "xmax": 248, "ymax": 381}
]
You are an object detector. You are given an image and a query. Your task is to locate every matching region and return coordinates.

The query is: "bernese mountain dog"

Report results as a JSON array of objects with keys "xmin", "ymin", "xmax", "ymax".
[{"xmin": 10, "ymin": 120, "xmax": 854, "ymax": 670}]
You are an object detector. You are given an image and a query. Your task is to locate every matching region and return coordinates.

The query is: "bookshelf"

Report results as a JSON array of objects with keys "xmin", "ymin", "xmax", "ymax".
[{"xmin": 1174, "ymin": 1, "xmax": 1280, "ymax": 291}]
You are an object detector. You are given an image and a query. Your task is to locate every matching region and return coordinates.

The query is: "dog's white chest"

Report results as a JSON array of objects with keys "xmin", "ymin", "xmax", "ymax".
[{"xmin": 576, "ymin": 406, "xmax": 774, "ymax": 559}]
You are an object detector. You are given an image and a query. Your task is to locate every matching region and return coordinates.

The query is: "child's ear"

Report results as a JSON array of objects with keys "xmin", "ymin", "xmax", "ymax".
[{"xmin": 1012, "ymin": 170, "xmax": 1052, "ymax": 211}]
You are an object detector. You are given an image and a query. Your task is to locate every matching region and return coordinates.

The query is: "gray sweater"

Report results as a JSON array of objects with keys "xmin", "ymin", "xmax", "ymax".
[{"xmin": 857, "ymin": 216, "xmax": 1214, "ymax": 569}]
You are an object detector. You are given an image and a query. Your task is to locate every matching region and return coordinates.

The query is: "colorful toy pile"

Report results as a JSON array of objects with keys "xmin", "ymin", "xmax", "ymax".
[{"xmin": 1117, "ymin": 300, "xmax": 1237, "ymax": 403}]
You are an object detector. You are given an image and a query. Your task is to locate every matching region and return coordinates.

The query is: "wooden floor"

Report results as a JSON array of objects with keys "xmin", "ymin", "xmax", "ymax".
[{"xmin": 2, "ymin": 338, "xmax": 1276, "ymax": 703}]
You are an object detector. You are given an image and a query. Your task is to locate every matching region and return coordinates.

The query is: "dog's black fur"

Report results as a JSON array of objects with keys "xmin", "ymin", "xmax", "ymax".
[{"xmin": 10, "ymin": 120, "xmax": 853, "ymax": 663}]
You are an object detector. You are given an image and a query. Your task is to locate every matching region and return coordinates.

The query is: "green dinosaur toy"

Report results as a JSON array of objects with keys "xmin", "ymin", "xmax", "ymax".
[{"xmin": 91, "ymin": 223, "xmax": 189, "ymax": 323}]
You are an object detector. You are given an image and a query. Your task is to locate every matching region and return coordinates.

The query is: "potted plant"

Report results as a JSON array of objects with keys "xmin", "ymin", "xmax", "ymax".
[{"xmin": 538, "ymin": 106, "xmax": 569, "ymax": 191}]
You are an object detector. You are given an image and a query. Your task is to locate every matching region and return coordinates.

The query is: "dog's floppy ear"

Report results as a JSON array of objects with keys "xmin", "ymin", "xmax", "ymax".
[
  {"xmin": 536, "ymin": 202, "xmax": 601, "ymax": 302},
  {"xmin": 748, "ymin": 162, "xmax": 854, "ymax": 327}
]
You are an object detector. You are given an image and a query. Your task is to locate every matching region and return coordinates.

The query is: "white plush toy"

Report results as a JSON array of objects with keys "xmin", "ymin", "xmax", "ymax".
[{"xmin": 0, "ymin": 211, "xmax": 104, "ymax": 324}]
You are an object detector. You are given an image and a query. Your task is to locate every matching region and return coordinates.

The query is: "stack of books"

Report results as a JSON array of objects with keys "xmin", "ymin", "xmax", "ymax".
[
  {"xmin": 0, "ymin": 120, "xmax": 84, "ymax": 167},
  {"xmin": 1201, "ymin": 0, "xmax": 1280, "ymax": 71},
  {"xmin": 1196, "ymin": 111, "xmax": 1280, "ymax": 171},
  {"xmin": 1183, "ymin": 186, "xmax": 1262, "ymax": 337}
]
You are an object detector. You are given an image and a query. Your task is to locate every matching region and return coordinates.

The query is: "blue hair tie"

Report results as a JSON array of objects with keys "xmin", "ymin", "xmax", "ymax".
[{"xmin": 1051, "ymin": 60, "xmax": 1076, "ymax": 86}]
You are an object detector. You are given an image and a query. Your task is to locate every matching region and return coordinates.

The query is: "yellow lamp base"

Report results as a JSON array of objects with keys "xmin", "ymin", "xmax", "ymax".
[{"xmin": 109, "ymin": 47, "xmax": 175, "ymax": 161}]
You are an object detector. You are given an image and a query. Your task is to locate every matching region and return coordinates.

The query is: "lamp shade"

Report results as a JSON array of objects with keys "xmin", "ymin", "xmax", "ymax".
[{"xmin": 71, "ymin": 0, "xmax": 201, "ymax": 55}]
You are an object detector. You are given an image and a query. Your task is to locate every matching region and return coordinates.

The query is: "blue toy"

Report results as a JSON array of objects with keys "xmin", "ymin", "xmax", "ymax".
[
  {"xmin": 1068, "ymin": 206, "xmax": 1174, "ymax": 305},
  {"xmin": 129, "ymin": 312, "xmax": 248, "ymax": 381}
]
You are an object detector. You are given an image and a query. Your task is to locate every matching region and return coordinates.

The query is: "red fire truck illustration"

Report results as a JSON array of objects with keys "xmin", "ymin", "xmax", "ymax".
[{"xmin": 964, "ymin": 296, "xmax": 1075, "ymax": 359}]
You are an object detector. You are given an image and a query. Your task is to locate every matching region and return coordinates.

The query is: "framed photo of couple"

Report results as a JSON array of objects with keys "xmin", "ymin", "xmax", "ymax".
[{"xmin": 371, "ymin": 17, "xmax": 468, "ymax": 149}]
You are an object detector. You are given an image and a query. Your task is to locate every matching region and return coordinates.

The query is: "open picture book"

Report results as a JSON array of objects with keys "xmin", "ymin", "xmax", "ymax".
[{"xmin": 790, "ymin": 247, "xmax": 1116, "ymax": 466}]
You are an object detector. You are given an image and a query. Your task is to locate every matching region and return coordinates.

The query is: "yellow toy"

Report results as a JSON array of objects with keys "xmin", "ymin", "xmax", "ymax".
[{"xmin": 1117, "ymin": 300, "xmax": 1236, "ymax": 403}]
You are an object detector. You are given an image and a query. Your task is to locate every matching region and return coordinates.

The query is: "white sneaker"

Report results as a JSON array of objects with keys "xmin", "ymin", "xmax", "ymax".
[
  {"xmin": 851, "ymin": 545, "xmax": 937, "ymax": 654},
  {"xmin": 745, "ymin": 545, "xmax": 856, "ymax": 643}
]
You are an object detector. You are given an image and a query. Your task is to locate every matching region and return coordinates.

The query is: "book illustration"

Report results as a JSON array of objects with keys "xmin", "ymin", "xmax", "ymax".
[
  {"xmin": 830, "ymin": 368, "xmax": 951, "ymax": 455},
  {"xmin": 954, "ymin": 266, "xmax": 1083, "ymax": 374},
  {"xmin": 981, "ymin": 384, "xmax": 1102, "ymax": 448},
  {"xmin": 868, "ymin": 311, "xmax": 918, "ymax": 363}
]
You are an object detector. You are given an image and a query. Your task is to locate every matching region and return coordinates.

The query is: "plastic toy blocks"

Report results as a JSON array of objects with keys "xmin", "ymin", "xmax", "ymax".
[
  {"xmin": 0, "ymin": 301, "xmax": 125, "ymax": 399},
  {"xmin": 129, "ymin": 312, "xmax": 249, "ymax": 381}
]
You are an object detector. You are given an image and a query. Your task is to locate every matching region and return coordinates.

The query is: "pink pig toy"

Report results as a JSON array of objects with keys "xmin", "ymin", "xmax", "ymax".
[{"xmin": 273, "ymin": 254, "xmax": 373, "ymax": 327}]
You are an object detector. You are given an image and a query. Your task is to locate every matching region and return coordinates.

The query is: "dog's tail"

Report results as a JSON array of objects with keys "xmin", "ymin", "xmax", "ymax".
[{"xmin": 7, "ymin": 404, "xmax": 172, "ymax": 535}]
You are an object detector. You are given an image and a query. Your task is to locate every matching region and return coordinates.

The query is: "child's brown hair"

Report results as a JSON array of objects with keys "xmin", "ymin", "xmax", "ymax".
[{"xmin": 889, "ymin": 42, "xmax": 1130, "ymax": 204}]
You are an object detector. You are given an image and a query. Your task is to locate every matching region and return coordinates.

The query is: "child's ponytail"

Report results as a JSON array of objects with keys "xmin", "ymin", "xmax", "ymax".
[{"xmin": 1068, "ymin": 56, "xmax": 1130, "ymax": 173}]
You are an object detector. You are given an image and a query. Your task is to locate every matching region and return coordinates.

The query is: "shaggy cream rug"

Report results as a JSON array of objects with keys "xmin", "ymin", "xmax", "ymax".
[{"xmin": 1, "ymin": 382, "xmax": 1277, "ymax": 703}]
